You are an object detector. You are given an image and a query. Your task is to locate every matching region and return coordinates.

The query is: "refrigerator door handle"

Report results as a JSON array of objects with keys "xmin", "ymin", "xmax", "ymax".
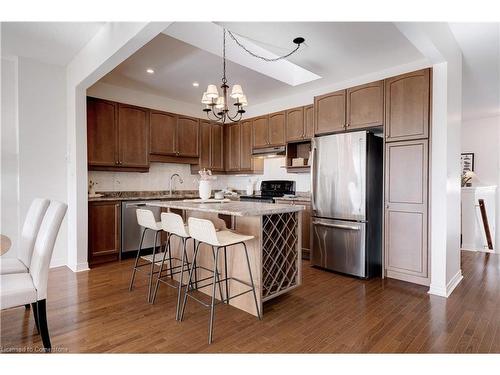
[
  {"xmin": 313, "ymin": 221, "xmax": 360, "ymax": 231},
  {"xmin": 310, "ymin": 139, "xmax": 317, "ymax": 212}
]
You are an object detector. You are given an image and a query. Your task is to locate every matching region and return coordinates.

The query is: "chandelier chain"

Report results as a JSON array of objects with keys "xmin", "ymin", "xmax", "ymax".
[
  {"xmin": 227, "ymin": 30, "xmax": 302, "ymax": 62},
  {"xmin": 222, "ymin": 29, "xmax": 227, "ymax": 84}
]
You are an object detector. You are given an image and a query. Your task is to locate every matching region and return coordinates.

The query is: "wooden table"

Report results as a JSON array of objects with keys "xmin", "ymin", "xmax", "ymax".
[{"xmin": 1, "ymin": 234, "xmax": 12, "ymax": 255}]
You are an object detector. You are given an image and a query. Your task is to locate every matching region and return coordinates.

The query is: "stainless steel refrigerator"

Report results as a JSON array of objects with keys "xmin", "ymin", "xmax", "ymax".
[{"xmin": 310, "ymin": 131, "xmax": 383, "ymax": 278}]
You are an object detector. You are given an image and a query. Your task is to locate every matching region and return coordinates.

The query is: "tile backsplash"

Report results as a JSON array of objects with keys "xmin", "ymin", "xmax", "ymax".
[{"xmin": 88, "ymin": 157, "xmax": 311, "ymax": 194}]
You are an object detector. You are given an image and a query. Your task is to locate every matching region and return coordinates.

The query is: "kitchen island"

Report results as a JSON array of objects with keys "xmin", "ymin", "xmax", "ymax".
[{"xmin": 147, "ymin": 200, "xmax": 304, "ymax": 317}]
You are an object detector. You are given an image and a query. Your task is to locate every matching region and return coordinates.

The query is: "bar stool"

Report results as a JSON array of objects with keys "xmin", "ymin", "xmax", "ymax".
[
  {"xmin": 129, "ymin": 209, "xmax": 165, "ymax": 302},
  {"xmin": 180, "ymin": 217, "xmax": 261, "ymax": 344},
  {"xmin": 151, "ymin": 212, "xmax": 193, "ymax": 319}
]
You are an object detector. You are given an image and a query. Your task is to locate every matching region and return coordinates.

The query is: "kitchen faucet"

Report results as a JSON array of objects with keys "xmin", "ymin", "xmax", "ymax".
[{"xmin": 169, "ymin": 173, "xmax": 184, "ymax": 195}]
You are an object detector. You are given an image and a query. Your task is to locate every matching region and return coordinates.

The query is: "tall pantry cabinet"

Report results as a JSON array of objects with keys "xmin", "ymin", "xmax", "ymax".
[{"xmin": 383, "ymin": 68, "xmax": 431, "ymax": 286}]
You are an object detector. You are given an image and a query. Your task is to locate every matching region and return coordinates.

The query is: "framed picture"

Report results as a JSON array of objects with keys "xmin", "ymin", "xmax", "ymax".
[{"xmin": 461, "ymin": 153, "xmax": 474, "ymax": 175}]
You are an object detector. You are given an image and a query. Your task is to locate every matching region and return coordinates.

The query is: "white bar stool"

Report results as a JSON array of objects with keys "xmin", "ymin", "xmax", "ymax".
[
  {"xmin": 151, "ymin": 212, "xmax": 193, "ymax": 319},
  {"xmin": 129, "ymin": 209, "xmax": 165, "ymax": 302},
  {"xmin": 180, "ymin": 217, "xmax": 261, "ymax": 344}
]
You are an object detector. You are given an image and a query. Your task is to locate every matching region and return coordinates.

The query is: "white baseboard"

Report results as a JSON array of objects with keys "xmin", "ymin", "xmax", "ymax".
[
  {"xmin": 67, "ymin": 261, "xmax": 90, "ymax": 272},
  {"xmin": 428, "ymin": 270, "xmax": 463, "ymax": 298},
  {"xmin": 49, "ymin": 258, "xmax": 66, "ymax": 269}
]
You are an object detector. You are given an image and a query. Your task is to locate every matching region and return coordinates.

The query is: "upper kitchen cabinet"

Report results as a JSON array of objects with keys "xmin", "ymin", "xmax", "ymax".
[
  {"xmin": 177, "ymin": 116, "xmax": 200, "ymax": 157},
  {"xmin": 210, "ymin": 122, "xmax": 224, "ymax": 171},
  {"xmin": 149, "ymin": 111, "xmax": 199, "ymax": 164},
  {"xmin": 314, "ymin": 90, "xmax": 346, "ymax": 135},
  {"xmin": 286, "ymin": 107, "xmax": 305, "ymax": 142},
  {"xmin": 150, "ymin": 110, "xmax": 177, "ymax": 156},
  {"xmin": 117, "ymin": 104, "xmax": 150, "ymax": 168},
  {"xmin": 304, "ymin": 104, "xmax": 314, "ymax": 139},
  {"xmin": 385, "ymin": 68, "xmax": 430, "ymax": 142},
  {"xmin": 252, "ymin": 115, "xmax": 269, "ymax": 149},
  {"xmin": 87, "ymin": 98, "xmax": 149, "ymax": 171},
  {"xmin": 192, "ymin": 120, "xmax": 223, "ymax": 173},
  {"xmin": 240, "ymin": 120, "xmax": 253, "ymax": 171},
  {"xmin": 346, "ymin": 80, "xmax": 384, "ymax": 130},
  {"xmin": 227, "ymin": 122, "xmax": 241, "ymax": 171},
  {"xmin": 268, "ymin": 111, "xmax": 286, "ymax": 146},
  {"xmin": 87, "ymin": 97, "xmax": 118, "ymax": 167}
]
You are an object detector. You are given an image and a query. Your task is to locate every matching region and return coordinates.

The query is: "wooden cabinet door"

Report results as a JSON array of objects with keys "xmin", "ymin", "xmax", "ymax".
[
  {"xmin": 385, "ymin": 139, "xmax": 429, "ymax": 284},
  {"xmin": 198, "ymin": 120, "xmax": 211, "ymax": 169},
  {"xmin": 299, "ymin": 201, "xmax": 312, "ymax": 259},
  {"xmin": 268, "ymin": 111, "xmax": 286, "ymax": 146},
  {"xmin": 88, "ymin": 201, "xmax": 120, "ymax": 266},
  {"xmin": 211, "ymin": 122, "xmax": 224, "ymax": 171},
  {"xmin": 177, "ymin": 116, "xmax": 199, "ymax": 157},
  {"xmin": 303, "ymin": 105, "xmax": 314, "ymax": 139},
  {"xmin": 347, "ymin": 80, "xmax": 384, "ymax": 130},
  {"xmin": 385, "ymin": 69, "xmax": 430, "ymax": 141},
  {"xmin": 314, "ymin": 90, "xmax": 346, "ymax": 135},
  {"xmin": 150, "ymin": 111, "xmax": 177, "ymax": 156},
  {"xmin": 240, "ymin": 120, "xmax": 253, "ymax": 171},
  {"xmin": 286, "ymin": 107, "xmax": 305, "ymax": 142},
  {"xmin": 117, "ymin": 104, "xmax": 149, "ymax": 168},
  {"xmin": 252, "ymin": 116, "xmax": 269, "ymax": 148},
  {"xmin": 87, "ymin": 98, "xmax": 118, "ymax": 167},
  {"xmin": 227, "ymin": 123, "xmax": 241, "ymax": 171}
]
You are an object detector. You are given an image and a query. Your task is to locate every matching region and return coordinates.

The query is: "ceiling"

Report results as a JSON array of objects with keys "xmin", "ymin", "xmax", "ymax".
[
  {"xmin": 1, "ymin": 22, "xmax": 105, "ymax": 66},
  {"xmin": 98, "ymin": 22, "xmax": 425, "ymax": 106},
  {"xmin": 449, "ymin": 23, "xmax": 500, "ymax": 120}
]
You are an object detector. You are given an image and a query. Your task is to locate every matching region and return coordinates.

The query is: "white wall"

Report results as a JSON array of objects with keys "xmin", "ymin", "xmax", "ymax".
[
  {"xmin": 17, "ymin": 57, "xmax": 68, "ymax": 267},
  {"xmin": 461, "ymin": 115, "xmax": 500, "ymax": 251},
  {"xmin": 1, "ymin": 57, "xmax": 20, "ymax": 258}
]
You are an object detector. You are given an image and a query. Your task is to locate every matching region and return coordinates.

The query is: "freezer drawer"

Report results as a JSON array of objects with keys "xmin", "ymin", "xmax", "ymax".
[{"xmin": 311, "ymin": 218, "xmax": 366, "ymax": 277}]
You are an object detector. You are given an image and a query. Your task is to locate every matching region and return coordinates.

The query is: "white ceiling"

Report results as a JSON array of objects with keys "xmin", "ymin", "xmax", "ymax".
[
  {"xmin": 449, "ymin": 23, "xmax": 500, "ymax": 120},
  {"xmin": 1, "ymin": 22, "xmax": 105, "ymax": 66},
  {"xmin": 98, "ymin": 22, "xmax": 425, "ymax": 106}
]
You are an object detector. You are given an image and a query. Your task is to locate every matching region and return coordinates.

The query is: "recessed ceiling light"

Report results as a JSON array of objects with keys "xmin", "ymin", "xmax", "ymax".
[
  {"xmin": 192, "ymin": 81, "xmax": 199, "ymax": 87},
  {"xmin": 146, "ymin": 68, "xmax": 155, "ymax": 74}
]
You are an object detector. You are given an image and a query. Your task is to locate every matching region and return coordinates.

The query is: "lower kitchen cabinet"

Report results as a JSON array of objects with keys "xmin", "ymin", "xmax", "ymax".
[
  {"xmin": 88, "ymin": 201, "xmax": 121, "ymax": 266},
  {"xmin": 274, "ymin": 198, "xmax": 312, "ymax": 259}
]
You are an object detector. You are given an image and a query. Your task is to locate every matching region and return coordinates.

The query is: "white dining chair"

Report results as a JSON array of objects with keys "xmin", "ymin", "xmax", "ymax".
[
  {"xmin": 0, "ymin": 198, "xmax": 50, "ymax": 275},
  {"xmin": 0, "ymin": 200, "xmax": 67, "ymax": 352}
]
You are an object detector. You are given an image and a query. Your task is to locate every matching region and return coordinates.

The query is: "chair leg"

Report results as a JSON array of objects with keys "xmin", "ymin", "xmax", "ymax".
[
  {"xmin": 242, "ymin": 242, "xmax": 262, "ymax": 320},
  {"xmin": 129, "ymin": 228, "xmax": 147, "ymax": 291},
  {"xmin": 208, "ymin": 246, "xmax": 220, "ymax": 344},
  {"xmin": 180, "ymin": 241, "xmax": 201, "ymax": 322},
  {"xmin": 223, "ymin": 246, "xmax": 229, "ymax": 304},
  {"xmin": 175, "ymin": 237, "xmax": 187, "ymax": 321},
  {"xmin": 152, "ymin": 233, "xmax": 170, "ymax": 304},
  {"xmin": 36, "ymin": 299, "xmax": 51, "ymax": 352},
  {"xmin": 168, "ymin": 235, "xmax": 174, "ymax": 279},
  {"xmin": 31, "ymin": 302, "xmax": 39, "ymax": 334},
  {"xmin": 147, "ymin": 231, "xmax": 160, "ymax": 303},
  {"xmin": 25, "ymin": 304, "xmax": 30, "ymax": 309},
  {"xmin": 211, "ymin": 246, "xmax": 224, "ymax": 302}
]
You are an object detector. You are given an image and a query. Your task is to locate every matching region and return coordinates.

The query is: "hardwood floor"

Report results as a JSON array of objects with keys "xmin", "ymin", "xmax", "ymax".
[{"xmin": 1, "ymin": 251, "xmax": 499, "ymax": 353}]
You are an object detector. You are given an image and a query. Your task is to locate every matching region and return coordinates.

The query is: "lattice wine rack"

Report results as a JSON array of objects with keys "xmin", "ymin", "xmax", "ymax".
[{"xmin": 261, "ymin": 212, "xmax": 300, "ymax": 301}]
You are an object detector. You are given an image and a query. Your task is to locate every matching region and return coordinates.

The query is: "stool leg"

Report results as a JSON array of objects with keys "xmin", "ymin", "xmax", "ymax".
[
  {"xmin": 242, "ymin": 242, "xmax": 261, "ymax": 320},
  {"xmin": 180, "ymin": 241, "xmax": 201, "ymax": 322},
  {"xmin": 129, "ymin": 228, "xmax": 147, "ymax": 291},
  {"xmin": 208, "ymin": 246, "xmax": 220, "ymax": 344},
  {"xmin": 175, "ymin": 237, "xmax": 188, "ymax": 321},
  {"xmin": 193, "ymin": 240, "xmax": 198, "ymax": 290},
  {"xmin": 152, "ymin": 233, "xmax": 171, "ymax": 304},
  {"xmin": 211, "ymin": 246, "xmax": 224, "ymax": 302},
  {"xmin": 147, "ymin": 231, "xmax": 160, "ymax": 303},
  {"xmin": 223, "ymin": 246, "xmax": 229, "ymax": 304},
  {"xmin": 31, "ymin": 302, "xmax": 39, "ymax": 334}
]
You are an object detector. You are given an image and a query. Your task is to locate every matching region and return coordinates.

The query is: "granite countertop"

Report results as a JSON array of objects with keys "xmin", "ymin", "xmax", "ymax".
[
  {"xmin": 147, "ymin": 200, "xmax": 304, "ymax": 217},
  {"xmin": 88, "ymin": 190, "xmax": 240, "ymax": 202},
  {"xmin": 273, "ymin": 195, "xmax": 311, "ymax": 202}
]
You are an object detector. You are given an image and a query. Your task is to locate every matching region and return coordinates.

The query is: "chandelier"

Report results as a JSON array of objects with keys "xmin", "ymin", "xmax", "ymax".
[{"xmin": 201, "ymin": 28, "xmax": 305, "ymax": 124}]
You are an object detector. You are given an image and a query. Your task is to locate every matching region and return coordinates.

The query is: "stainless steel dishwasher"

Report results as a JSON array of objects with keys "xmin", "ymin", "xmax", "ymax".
[{"xmin": 121, "ymin": 200, "xmax": 162, "ymax": 258}]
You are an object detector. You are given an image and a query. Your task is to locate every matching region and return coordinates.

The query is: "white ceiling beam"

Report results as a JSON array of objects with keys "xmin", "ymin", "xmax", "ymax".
[{"xmin": 162, "ymin": 22, "xmax": 321, "ymax": 87}]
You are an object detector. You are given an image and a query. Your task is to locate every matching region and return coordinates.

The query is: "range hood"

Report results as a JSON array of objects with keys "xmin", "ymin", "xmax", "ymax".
[{"xmin": 252, "ymin": 146, "xmax": 286, "ymax": 158}]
